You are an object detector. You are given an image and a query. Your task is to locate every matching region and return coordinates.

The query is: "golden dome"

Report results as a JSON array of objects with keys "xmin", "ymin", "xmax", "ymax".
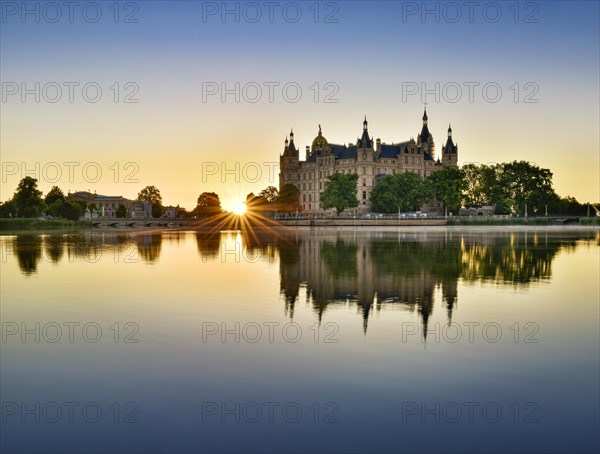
[{"xmin": 311, "ymin": 124, "xmax": 329, "ymax": 151}]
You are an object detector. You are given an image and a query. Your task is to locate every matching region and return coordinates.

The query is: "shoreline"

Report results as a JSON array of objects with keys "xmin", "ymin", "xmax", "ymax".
[
  {"xmin": 1, "ymin": 224, "xmax": 598, "ymax": 236},
  {"xmin": 0, "ymin": 215, "xmax": 598, "ymax": 234}
]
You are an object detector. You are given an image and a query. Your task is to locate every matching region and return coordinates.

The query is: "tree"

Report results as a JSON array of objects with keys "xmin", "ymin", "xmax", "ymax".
[
  {"xmin": 0, "ymin": 199, "xmax": 17, "ymax": 218},
  {"xmin": 56, "ymin": 201, "xmax": 83, "ymax": 221},
  {"xmin": 370, "ymin": 172, "xmax": 431, "ymax": 213},
  {"xmin": 136, "ymin": 185, "xmax": 163, "ymax": 205},
  {"xmin": 258, "ymin": 186, "xmax": 279, "ymax": 203},
  {"xmin": 137, "ymin": 186, "xmax": 164, "ymax": 218},
  {"xmin": 116, "ymin": 204, "xmax": 127, "ymax": 218},
  {"xmin": 151, "ymin": 203, "xmax": 165, "ymax": 218},
  {"xmin": 276, "ymin": 184, "xmax": 300, "ymax": 213},
  {"xmin": 320, "ymin": 173, "xmax": 358, "ymax": 215},
  {"xmin": 246, "ymin": 193, "xmax": 269, "ymax": 213},
  {"xmin": 45, "ymin": 186, "xmax": 65, "ymax": 205},
  {"xmin": 195, "ymin": 192, "xmax": 222, "ymax": 217},
  {"xmin": 12, "ymin": 177, "xmax": 46, "ymax": 217},
  {"xmin": 370, "ymin": 175, "xmax": 399, "ymax": 213},
  {"xmin": 428, "ymin": 167, "xmax": 465, "ymax": 214},
  {"xmin": 47, "ymin": 199, "xmax": 64, "ymax": 217},
  {"xmin": 550, "ymin": 196, "xmax": 593, "ymax": 216},
  {"xmin": 497, "ymin": 161, "xmax": 556, "ymax": 215},
  {"xmin": 461, "ymin": 163, "xmax": 498, "ymax": 208}
]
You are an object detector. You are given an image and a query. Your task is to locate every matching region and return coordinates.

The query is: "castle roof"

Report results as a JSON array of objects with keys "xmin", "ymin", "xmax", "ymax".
[{"xmin": 380, "ymin": 141, "xmax": 412, "ymax": 158}]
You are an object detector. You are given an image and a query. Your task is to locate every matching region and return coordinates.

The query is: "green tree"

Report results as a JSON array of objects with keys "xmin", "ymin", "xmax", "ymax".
[
  {"xmin": 493, "ymin": 198, "xmax": 512, "ymax": 215},
  {"xmin": 370, "ymin": 175, "xmax": 399, "ymax": 213},
  {"xmin": 0, "ymin": 199, "xmax": 17, "ymax": 218},
  {"xmin": 56, "ymin": 201, "xmax": 83, "ymax": 220},
  {"xmin": 47, "ymin": 199, "xmax": 64, "ymax": 217},
  {"xmin": 258, "ymin": 186, "xmax": 279, "ymax": 203},
  {"xmin": 320, "ymin": 173, "xmax": 358, "ymax": 215},
  {"xmin": 428, "ymin": 167, "xmax": 465, "ymax": 214},
  {"xmin": 276, "ymin": 184, "xmax": 300, "ymax": 213},
  {"xmin": 550, "ymin": 196, "xmax": 593, "ymax": 216},
  {"xmin": 13, "ymin": 177, "xmax": 46, "ymax": 217},
  {"xmin": 370, "ymin": 172, "xmax": 431, "ymax": 213},
  {"xmin": 116, "ymin": 204, "xmax": 127, "ymax": 218},
  {"xmin": 497, "ymin": 161, "xmax": 556, "ymax": 215},
  {"xmin": 195, "ymin": 192, "xmax": 222, "ymax": 217},
  {"xmin": 44, "ymin": 186, "xmax": 65, "ymax": 205},
  {"xmin": 462, "ymin": 163, "xmax": 498, "ymax": 208}
]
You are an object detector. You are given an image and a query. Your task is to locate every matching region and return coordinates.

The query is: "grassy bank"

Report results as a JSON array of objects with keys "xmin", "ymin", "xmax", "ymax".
[
  {"xmin": 0, "ymin": 218, "xmax": 92, "ymax": 231},
  {"xmin": 446, "ymin": 217, "xmax": 598, "ymax": 226}
]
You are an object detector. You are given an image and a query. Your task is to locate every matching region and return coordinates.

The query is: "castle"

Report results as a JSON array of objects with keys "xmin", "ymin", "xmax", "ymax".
[{"xmin": 279, "ymin": 109, "xmax": 458, "ymax": 214}]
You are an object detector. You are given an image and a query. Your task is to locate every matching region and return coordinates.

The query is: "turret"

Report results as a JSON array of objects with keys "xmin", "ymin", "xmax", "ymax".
[
  {"xmin": 441, "ymin": 123, "xmax": 458, "ymax": 167},
  {"xmin": 280, "ymin": 129, "xmax": 300, "ymax": 190},
  {"xmin": 358, "ymin": 116, "xmax": 373, "ymax": 149},
  {"xmin": 417, "ymin": 107, "xmax": 434, "ymax": 159}
]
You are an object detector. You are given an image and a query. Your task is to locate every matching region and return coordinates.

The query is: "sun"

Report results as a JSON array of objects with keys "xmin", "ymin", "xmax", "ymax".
[{"xmin": 231, "ymin": 202, "xmax": 246, "ymax": 215}]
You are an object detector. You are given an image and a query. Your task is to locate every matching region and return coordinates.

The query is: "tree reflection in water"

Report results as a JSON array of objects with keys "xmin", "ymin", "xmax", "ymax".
[{"xmin": 4, "ymin": 229, "xmax": 597, "ymax": 335}]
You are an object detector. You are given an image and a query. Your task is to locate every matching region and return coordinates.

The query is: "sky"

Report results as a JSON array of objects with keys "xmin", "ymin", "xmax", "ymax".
[{"xmin": 1, "ymin": 0, "xmax": 599, "ymax": 211}]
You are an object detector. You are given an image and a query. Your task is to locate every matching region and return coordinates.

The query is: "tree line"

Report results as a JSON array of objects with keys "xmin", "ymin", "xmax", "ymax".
[
  {"xmin": 320, "ymin": 161, "xmax": 598, "ymax": 216},
  {"xmin": 1, "ymin": 161, "xmax": 595, "ymax": 220},
  {"xmin": 0, "ymin": 177, "xmax": 302, "ymax": 220}
]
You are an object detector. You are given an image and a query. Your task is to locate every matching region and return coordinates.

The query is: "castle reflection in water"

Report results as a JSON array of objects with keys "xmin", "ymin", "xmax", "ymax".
[{"xmin": 3, "ymin": 229, "xmax": 597, "ymax": 335}]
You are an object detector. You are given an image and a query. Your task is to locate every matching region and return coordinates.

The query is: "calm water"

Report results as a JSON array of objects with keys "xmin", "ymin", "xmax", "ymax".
[{"xmin": 1, "ymin": 228, "xmax": 599, "ymax": 454}]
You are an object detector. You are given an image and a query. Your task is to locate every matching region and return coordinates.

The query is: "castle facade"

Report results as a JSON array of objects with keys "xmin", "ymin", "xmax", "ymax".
[{"xmin": 279, "ymin": 109, "xmax": 458, "ymax": 214}]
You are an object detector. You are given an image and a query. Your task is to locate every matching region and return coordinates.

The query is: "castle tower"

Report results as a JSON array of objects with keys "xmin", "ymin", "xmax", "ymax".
[
  {"xmin": 357, "ymin": 116, "xmax": 373, "ymax": 150},
  {"xmin": 417, "ymin": 107, "xmax": 435, "ymax": 158},
  {"xmin": 441, "ymin": 124, "xmax": 458, "ymax": 167},
  {"xmin": 279, "ymin": 129, "xmax": 300, "ymax": 190}
]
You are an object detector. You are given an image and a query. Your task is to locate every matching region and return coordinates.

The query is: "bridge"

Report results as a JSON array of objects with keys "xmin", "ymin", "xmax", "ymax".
[{"xmin": 91, "ymin": 219, "xmax": 205, "ymax": 228}]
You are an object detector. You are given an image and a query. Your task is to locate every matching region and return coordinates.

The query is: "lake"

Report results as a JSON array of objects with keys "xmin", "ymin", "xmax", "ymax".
[{"xmin": 1, "ymin": 227, "xmax": 599, "ymax": 453}]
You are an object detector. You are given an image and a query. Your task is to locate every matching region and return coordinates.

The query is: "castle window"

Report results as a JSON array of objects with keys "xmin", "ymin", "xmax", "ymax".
[
  {"xmin": 363, "ymin": 178, "xmax": 366, "ymax": 186},
  {"xmin": 362, "ymin": 191, "xmax": 367, "ymax": 200}
]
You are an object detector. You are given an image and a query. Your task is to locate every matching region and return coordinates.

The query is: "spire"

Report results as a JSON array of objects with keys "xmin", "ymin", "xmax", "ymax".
[
  {"xmin": 285, "ymin": 135, "xmax": 288, "ymax": 144},
  {"xmin": 285, "ymin": 129, "xmax": 298, "ymax": 156},
  {"xmin": 419, "ymin": 108, "xmax": 431, "ymax": 143},
  {"xmin": 359, "ymin": 116, "xmax": 372, "ymax": 148},
  {"xmin": 443, "ymin": 123, "xmax": 457, "ymax": 156},
  {"xmin": 318, "ymin": 124, "xmax": 322, "ymax": 135}
]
